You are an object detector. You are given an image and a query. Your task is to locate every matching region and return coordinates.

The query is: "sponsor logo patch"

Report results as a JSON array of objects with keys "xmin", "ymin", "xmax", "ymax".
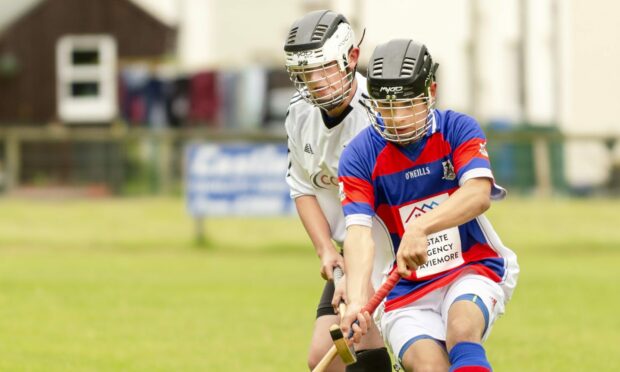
[
  {"xmin": 398, "ymin": 193, "xmax": 464, "ymax": 278},
  {"xmin": 442, "ymin": 159, "xmax": 456, "ymax": 181},
  {"xmin": 311, "ymin": 171, "xmax": 338, "ymax": 189}
]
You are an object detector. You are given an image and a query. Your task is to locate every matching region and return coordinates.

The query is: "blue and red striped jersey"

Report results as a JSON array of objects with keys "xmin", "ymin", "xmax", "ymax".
[{"xmin": 338, "ymin": 109, "xmax": 519, "ymax": 312}]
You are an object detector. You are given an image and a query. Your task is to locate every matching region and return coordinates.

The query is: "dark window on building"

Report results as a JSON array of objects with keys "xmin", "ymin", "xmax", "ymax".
[
  {"xmin": 72, "ymin": 50, "xmax": 99, "ymax": 65},
  {"xmin": 71, "ymin": 82, "xmax": 99, "ymax": 97}
]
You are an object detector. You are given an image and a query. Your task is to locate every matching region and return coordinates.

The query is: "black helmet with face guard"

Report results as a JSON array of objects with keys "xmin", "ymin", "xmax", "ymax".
[{"xmin": 365, "ymin": 39, "xmax": 439, "ymax": 144}]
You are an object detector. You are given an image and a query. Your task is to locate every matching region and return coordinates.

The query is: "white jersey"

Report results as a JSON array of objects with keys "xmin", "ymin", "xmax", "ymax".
[{"xmin": 285, "ymin": 73, "xmax": 393, "ymax": 289}]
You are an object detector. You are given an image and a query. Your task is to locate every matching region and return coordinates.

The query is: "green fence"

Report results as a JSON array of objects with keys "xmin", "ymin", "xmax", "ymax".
[
  {"xmin": 486, "ymin": 124, "xmax": 566, "ymax": 195},
  {"xmin": 1, "ymin": 125, "xmax": 618, "ymax": 196}
]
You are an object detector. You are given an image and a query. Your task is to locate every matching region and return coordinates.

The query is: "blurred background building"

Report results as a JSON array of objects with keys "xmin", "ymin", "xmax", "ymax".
[{"xmin": 0, "ymin": 0, "xmax": 619, "ymax": 198}]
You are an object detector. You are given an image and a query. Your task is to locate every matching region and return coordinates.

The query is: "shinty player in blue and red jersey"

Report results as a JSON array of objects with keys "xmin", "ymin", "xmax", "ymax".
[{"xmin": 338, "ymin": 39, "xmax": 519, "ymax": 372}]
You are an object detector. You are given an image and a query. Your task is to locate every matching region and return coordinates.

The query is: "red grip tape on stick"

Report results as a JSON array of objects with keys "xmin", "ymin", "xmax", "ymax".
[
  {"xmin": 345, "ymin": 269, "xmax": 401, "ymax": 339},
  {"xmin": 361, "ymin": 269, "xmax": 401, "ymax": 315}
]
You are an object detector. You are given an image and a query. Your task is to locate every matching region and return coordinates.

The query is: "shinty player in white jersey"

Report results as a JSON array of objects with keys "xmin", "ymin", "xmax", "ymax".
[{"xmin": 283, "ymin": 10, "xmax": 394, "ymax": 372}]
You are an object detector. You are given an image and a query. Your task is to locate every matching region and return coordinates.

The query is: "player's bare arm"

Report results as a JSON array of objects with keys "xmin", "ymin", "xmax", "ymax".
[
  {"xmin": 397, "ymin": 177, "xmax": 493, "ymax": 277},
  {"xmin": 330, "ymin": 272, "xmax": 347, "ymax": 313},
  {"xmin": 295, "ymin": 195, "xmax": 343, "ymax": 280},
  {"xmin": 340, "ymin": 225, "xmax": 374, "ymax": 339}
]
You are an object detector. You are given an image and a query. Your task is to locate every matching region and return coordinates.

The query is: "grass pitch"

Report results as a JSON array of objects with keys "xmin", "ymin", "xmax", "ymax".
[{"xmin": 0, "ymin": 197, "xmax": 618, "ymax": 371}]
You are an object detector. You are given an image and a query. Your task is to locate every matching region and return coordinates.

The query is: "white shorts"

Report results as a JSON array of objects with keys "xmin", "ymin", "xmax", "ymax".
[{"xmin": 380, "ymin": 271, "xmax": 506, "ymax": 362}]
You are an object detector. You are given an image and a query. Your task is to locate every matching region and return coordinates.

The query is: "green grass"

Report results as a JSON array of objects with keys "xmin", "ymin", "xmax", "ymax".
[{"xmin": 0, "ymin": 197, "xmax": 619, "ymax": 371}]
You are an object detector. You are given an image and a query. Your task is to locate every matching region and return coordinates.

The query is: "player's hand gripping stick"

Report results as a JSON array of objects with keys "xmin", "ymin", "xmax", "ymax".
[
  {"xmin": 332, "ymin": 266, "xmax": 347, "ymax": 316},
  {"xmin": 311, "ymin": 269, "xmax": 401, "ymax": 371}
]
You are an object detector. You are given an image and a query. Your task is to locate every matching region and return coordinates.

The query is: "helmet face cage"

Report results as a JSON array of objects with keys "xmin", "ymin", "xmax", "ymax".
[
  {"xmin": 285, "ymin": 22, "xmax": 355, "ymax": 111},
  {"xmin": 286, "ymin": 61, "xmax": 354, "ymax": 111},
  {"xmin": 365, "ymin": 92, "xmax": 435, "ymax": 144}
]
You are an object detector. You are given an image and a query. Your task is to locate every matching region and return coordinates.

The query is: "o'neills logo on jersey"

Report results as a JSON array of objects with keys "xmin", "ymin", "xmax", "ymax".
[
  {"xmin": 311, "ymin": 171, "xmax": 339, "ymax": 190},
  {"xmin": 405, "ymin": 166, "xmax": 431, "ymax": 181}
]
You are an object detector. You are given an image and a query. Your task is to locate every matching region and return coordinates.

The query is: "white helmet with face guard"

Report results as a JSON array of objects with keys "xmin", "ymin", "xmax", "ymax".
[{"xmin": 284, "ymin": 10, "xmax": 356, "ymax": 111}]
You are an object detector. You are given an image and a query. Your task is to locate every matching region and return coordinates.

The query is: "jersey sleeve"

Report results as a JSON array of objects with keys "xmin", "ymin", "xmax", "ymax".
[
  {"xmin": 284, "ymin": 114, "xmax": 315, "ymax": 199},
  {"xmin": 449, "ymin": 114, "xmax": 506, "ymax": 200},
  {"xmin": 338, "ymin": 144, "xmax": 375, "ymax": 228}
]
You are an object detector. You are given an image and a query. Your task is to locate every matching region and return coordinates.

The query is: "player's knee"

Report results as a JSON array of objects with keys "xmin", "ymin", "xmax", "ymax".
[
  {"xmin": 447, "ymin": 317, "xmax": 482, "ymax": 346},
  {"xmin": 401, "ymin": 347, "xmax": 449, "ymax": 372},
  {"xmin": 346, "ymin": 347, "xmax": 392, "ymax": 372}
]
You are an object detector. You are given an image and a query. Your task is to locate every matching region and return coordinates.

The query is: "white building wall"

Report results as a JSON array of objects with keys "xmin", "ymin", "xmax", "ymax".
[
  {"xmin": 210, "ymin": 0, "xmax": 302, "ymax": 68},
  {"xmin": 524, "ymin": 0, "xmax": 555, "ymax": 125},
  {"xmin": 558, "ymin": 0, "xmax": 620, "ymax": 188},
  {"xmin": 476, "ymin": 0, "xmax": 522, "ymax": 124},
  {"xmin": 177, "ymin": 0, "xmax": 214, "ymax": 71},
  {"xmin": 360, "ymin": 0, "xmax": 471, "ymax": 113},
  {"xmin": 561, "ymin": 0, "xmax": 620, "ymax": 135},
  {"xmin": 133, "ymin": 0, "xmax": 620, "ymax": 135}
]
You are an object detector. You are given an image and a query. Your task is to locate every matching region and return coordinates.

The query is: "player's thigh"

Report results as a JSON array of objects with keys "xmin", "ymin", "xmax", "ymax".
[{"xmin": 441, "ymin": 272, "xmax": 505, "ymax": 342}]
